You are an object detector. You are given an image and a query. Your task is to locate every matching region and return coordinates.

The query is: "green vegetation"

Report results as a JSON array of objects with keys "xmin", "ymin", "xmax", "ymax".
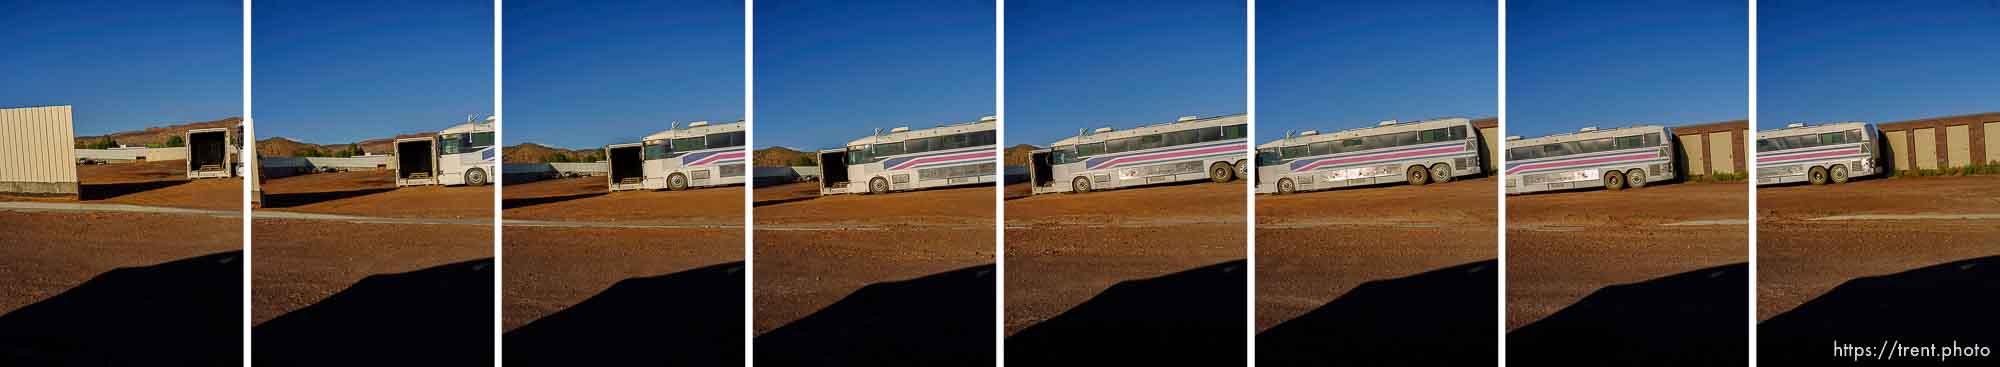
[
  {"xmin": 164, "ymin": 135, "xmax": 185, "ymax": 147},
  {"xmin": 330, "ymin": 144, "xmax": 362, "ymax": 158},
  {"xmin": 294, "ymin": 148, "xmax": 326, "ymax": 157},
  {"xmin": 1688, "ymin": 172, "xmax": 1748, "ymax": 183},
  {"xmin": 82, "ymin": 136, "xmax": 119, "ymax": 149},
  {"xmin": 791, "ymin": 155, "xmax": 817, "ymax": 166},
  {"xmin": 1895, "ymin": 161, "xmax": 2000, "ymax": 178}
]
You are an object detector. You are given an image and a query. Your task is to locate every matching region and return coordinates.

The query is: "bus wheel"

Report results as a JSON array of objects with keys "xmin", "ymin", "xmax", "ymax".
[
  {"xmin": 1406, "ymin": 165, "xmax": 1431, "ymax": 185},
  {"xmin": 1626, "ymin": 169, "xmax": 1647, "ymax": 189},
  {"xmin": 869, "ymin": 177, "xmax": 889, "ymax": 195},
  {"xmin": 1210, "ymin": 162, "xmax": 1235, "ymax": 183},
  {"xmin": 1807, "ymin": 166, "xmax": 1829, "ymax": 185},
  {"xmin": 465, "ymin": 168, "xmax": 488, "ymax": 186},
  {"xmin": 1429, "ymin": 163, "xmax": 1453, "ymax": 183},
  {"xmin": 668, "ymin": 173, "xmax": 689, "ymax": 191},
  {"xmin": 1235, "ymin": 159, "xmax": 1249, "ymax": 178},
  {"xmin": 1277, "ymin": 178, "xmax": 1295, "ymax": 195},
  {"xmin": 1072, "ymin": 177, "xmax": 1092, "ymax": 193},
  {"xmin": 1603, "ymin": 170, "xmax": 1626, "ymax": 190},
  {"xmin": 1830, "ymin": 165, "xmax": 1850, "ymax": 184}
]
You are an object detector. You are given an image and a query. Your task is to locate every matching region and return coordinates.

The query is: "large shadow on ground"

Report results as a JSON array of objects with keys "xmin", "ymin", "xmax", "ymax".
[
  {"xmin": 1008, "ymin": 260, "xmax": 1246, "ymax": 365},
  {"xmin": 1761, "ymin": 255, "xmax": 2000, "ymax": 365},
  {"xmin": 254, "ymin": 258, "xmax": 494, "ymax": 366},
  {"xmin": 500, "ymin": 192, "xmax": 605, "ymax": 210},
  {"xmin": 1509, "ymin": 262, "xmax": 1747, "ymax": 366},
  {"xmin": 505, "ymin": 262, "xmax": 744, "ymax": 366},
  {"xmin": 0, "ymin": 251, "xmax": 242, "ymax": 366},
  {"xmin": 78, "ymin": 180, "xmax": 192, "ymax": 201},
  {"xmin": 258, "ymin": 188, "xmax": 396, "ymax": 208},
  {"xmin": 756, "ymin": 264, "xmax": 994, "ymax": 366},
  {"xmin": 1258, "ymin": 259, "xmax": 1496, "ymax": 366}
]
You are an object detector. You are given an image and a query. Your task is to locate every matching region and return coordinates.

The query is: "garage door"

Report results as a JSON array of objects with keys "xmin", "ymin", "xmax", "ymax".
[
  {"xmin": 1947, "ymin": 125, "xmax": 1971, "ymax": 168},
  {"xmin": 1885, "ymin": 130, "xmax": 1909, "ymax": 172},
  {"xmin": 1707, "ymin": 132, "xmax": 1735, "ymax": 174},
  {"xmin": 1987, "ymin": 122, "xmax": 2000, "ymax": 165},
  {"xmin": 1915, "ymin": 128, "xmax": 1938, "ymax": 170},
  {"xmin": 1678, "ymin": 134, "xmax": 1706, "ymax": 176}
]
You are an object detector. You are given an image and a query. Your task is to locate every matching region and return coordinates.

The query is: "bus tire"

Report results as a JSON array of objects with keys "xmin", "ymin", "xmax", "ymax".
[
  {"xmin": 1603, "ymin": 170, "xmax": 1626, "ymax": 190},
  {"xmin": 668, "ymin": 173, "xmax": 689, "ymax": 191},
  {"xmin": 1277, "ymin": 178, "xmax": 1295, "ymax": 195},
  {"xmin": 1210, "ymin": 162, "xmax": 1235, "ymax": 183},
  {"xmin": 1406, "ymin": 165, "xmax": 1430, "ymax": 185},
  {"xmin": 465, "ymin": 168, "xmax": 488, "ymax": 186},
  {"xmin": 1626, "ymin": 169, "xmax": 1647, "ymax": 189},
  {"xmin": 1429, "ymin": 163, "xmax": 1453, "ymax": 183},
  {"xmin": 869, "ymin": 177, "xmax": 889, "ymax": 195},
  {"xmin": 1234, "ymin": 159, "xmax": 1249, "ymax": 178},
  {"xmin": 1830, "ymin": 165, "xmax": 1850, "ymax": 184},
  {"xmin": 1072, "ymin": 177, "xmax": 1092, "ymax": 193},
  {"xmin": 1807, "ymin": 166, "xmax": 1829, "ymax": 185}
]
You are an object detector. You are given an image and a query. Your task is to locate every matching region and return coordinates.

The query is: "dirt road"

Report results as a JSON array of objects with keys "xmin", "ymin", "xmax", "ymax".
[
  {"xmin": 1256, "ymin": 178, "xmax": 1496, "ymax": 330},
  {"xmin": 1506, "ymin": 182, "xmax": 1748, "ymax": 329},
  {"xmin": 258, "ymin": 170, "xmax": 492, "ymax": 219},
  {"xmin": 1757, "ymin": 176, "xmax": 2000, "ymax": 320},
  {"xmin": 251, "ymin": 220, "xmax": 492, "ymax": 324},
  {"xmin": 753, "ymin": 183, "xmax": 994, "ymax": 334},
  {"xmin": 1005, "ymin": 181, "xmax": 1245, "ymax": 335},
  {"xmin": 503, "ymin": 177, "xmax": 742, "ymax": 223}
]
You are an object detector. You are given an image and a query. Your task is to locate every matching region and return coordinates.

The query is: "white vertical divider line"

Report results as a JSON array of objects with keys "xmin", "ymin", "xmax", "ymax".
[
  {"xmin": 1495, "ymin": 0, "xmax": 1509, "ymax": 365},
  {"xmin": 1746, "ymin": 0, "xmax": 1759, "ymax": 365},
  {"xmin": 1243, "ymin": 0, "xmax": 1257, "ymax": 364},
  {"xmin": 492, "ymin": 0, "xmax": 505, "ymax": 365},
  {"xmin": 743, "ymin": 1, "xmax": 756, "ymax": 366},
  {"xmin": 993, "ymin": 0, "xmax": 1006, "ymax": 366},
  {"xmin": 241, "ymin": 0, "xmax": 254, "ymax": 363}
]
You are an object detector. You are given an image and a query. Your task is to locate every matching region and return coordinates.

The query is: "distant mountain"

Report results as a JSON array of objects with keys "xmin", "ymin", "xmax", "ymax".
[
  {"xmin": 503, "ymin": 143, "xmax": 599, "ymax": 163},
  {"xmin": 1004, "ymin": 144, "xmax": 1038, "ymax": 166},
  {"xmin": 73, "ymin": 117, "xmax": 242, "ymax": 148},
  {"xmin": 754, "ymin": 146, "xmax": 817, "ymax": 167}
]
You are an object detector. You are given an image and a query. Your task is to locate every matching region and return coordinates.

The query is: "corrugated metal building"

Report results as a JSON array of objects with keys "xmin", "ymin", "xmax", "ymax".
[
  {"xmin": 0, "ymin": 106, "xmax": 81, "ymax": 195},
  {"xmin": 1874, "ymin": 112, "xmax": 2000, "ymax": 172},
  {"xmin": 1670, "ymin": 120, "xmax": 1749, "ymax": 178},
  {"xmin": 1472, "ymin": 117, "xmax": 1500, "ymax": 174}
]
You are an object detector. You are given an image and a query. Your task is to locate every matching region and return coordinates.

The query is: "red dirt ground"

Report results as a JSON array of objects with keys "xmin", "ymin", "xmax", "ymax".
[
  {"xmin": 0, "ymin": 211, "xmax": 241, "ymax": 316},
  {"xmin": 501, "ymin": 177, "xmax": 742, "ymax": 224},
  {"xmin": 502, "ymin": 226, "xmax": 742, "ymax": 331},
  {"xmin": 251, "ymin": 220, "xmax": 491, "ymax": 324},
  {"xmin": 1757, "ymin": 175, "xmax": 2000, "ymax": 320},
  {"xmin": 0, "ymin": 160, "xmax": 243, "ymax": 211},
  {"xmin": 256, "ymin": 170, "xmax": 492, "ymax": 219},
  {"xmin": 1505, "ymin": 181, "xmax": 1748, "ymax": 329},
  {"xmin": 753, "ymin": 184, "xmax": 995, "ymax": 334}
]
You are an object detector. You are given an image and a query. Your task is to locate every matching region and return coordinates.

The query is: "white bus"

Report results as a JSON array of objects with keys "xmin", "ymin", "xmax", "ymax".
[
  {"xmin": 1755, "ymin": 122, "xmax": 1879, "ymax": 185},
  {"xmin": 606, "ymin": 120, "xmax": 746, "ymax": 191},
  {"xmin": 1027, "ymin": 114, "xmax": 1248, "ymax": 194},
  {"xmin": 817, "ymin": 116, "xmax": 998, "ymax": 195},
  {"xmin": 1253, "ymin": 117, "xmax": 1483, "ymax": 194},
  {"xmin": 1504, "ymin": 125, "xmax": 1677, "ymax": 194},
  {"xmin": 396, "ymin": 116, "xmax": 496, "ymax": 187}
]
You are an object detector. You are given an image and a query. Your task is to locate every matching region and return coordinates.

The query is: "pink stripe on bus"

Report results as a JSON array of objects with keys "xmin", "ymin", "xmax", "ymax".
[
  {"xmin": 1758, "ymin": 148, "xmax": 1859, "ymax": 163},
  {"xmin": 1505, "ymin": 152, "xmax": 1658, "ymax": 174},
  {"xmin": 1089, "ymin": 144, "xmax": 1245, "ymax": 170},
  {"xmin": 890, "ymin": 151, "xmax": 994, "ymax": 170},
  {"xmin": 1295, "ymin": 145, "xmax": 1464, "ymax": 172}
]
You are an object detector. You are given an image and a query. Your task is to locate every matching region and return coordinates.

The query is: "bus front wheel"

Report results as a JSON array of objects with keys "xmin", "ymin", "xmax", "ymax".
[
  {"xmin": 1406, "ymin": 165, "xmax": 1431, "ymax": 186},
  {"xmin": 668, "ymin": 173, "xmax": 689, "ymax": 191},
  {"xmin": 1807, "ymin": 166, "xmax": 1829, "ymax": 185},
  {"xmin": 1626, "ymin": 169, "xmax": 1647, "ymax": 188},
  {"xmin": 1830, "ymin": 165, "xmax": 1850, "ymax": 184},
  {"xmin": 869, "ymin": 177, "xmax": 889, "ymax": 195},
  {"xmin": 1277, "ymin": 178, "xmax": 1295, "ymax": 195},
  {"xmin": 1072, "ymin": 177, "xmax": 1092, "ymax": 193},
  {"xmin": 465, "ymin": 168, "xmax": 488, "ymax": 186},
  {"xmin": 1603, "ymin": 170, "xmax": 1626, "ymax": 190},
  {"xmin": 1210, "ymin": 162, "xmax": 1235, "ymax": 183},
  {"xmin": 1429, "ymin": 163, "xmax": 1453, "ymax": 183}
]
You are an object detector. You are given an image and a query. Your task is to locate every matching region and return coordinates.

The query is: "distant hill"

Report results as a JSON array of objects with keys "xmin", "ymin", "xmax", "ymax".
[
  {"xmin": 1003, "ymin": 144, "xmax": 1038, "ymax": 166},
  {"xmin": 503, "ymin": 143, "xmax": 599, "ymax": 163},
  {"xmin": 754, "ymin": 146, "xmax": 817, "ymax": 167},
  {"xmin": 73, "ymin": 117, "xmax": 242, "ymax": 148}
]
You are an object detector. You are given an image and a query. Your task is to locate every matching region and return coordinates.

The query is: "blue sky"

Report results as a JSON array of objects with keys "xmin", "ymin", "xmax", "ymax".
[
  {"xmin": 754, "ymin": 0, "xmax": 994, "ymax": 150},
  {"xmin": 1508, "ymin": 0, "xmax": 1746, "ymax": 138},
  {"xmin": 0, "ymin": 0, "xmax": 240, "ymax": 136},
  {"xmin": 1759, "ymin": 0, "xmax": 2000, "ymax": 130},
  {"xmin": 1258, "ymin": 0, "xmax": 1495, "ymax": 141},
  {"xmin": 255, "ymin": 0, "xmax": 492, "ymax": 144},
  {"xmin": 506, "ymin": 0, "xmax": 742, "ymax": 149},
  {"xmin": 1008, "ymin": 0, "xmax": 1245, "ymax": 147}
]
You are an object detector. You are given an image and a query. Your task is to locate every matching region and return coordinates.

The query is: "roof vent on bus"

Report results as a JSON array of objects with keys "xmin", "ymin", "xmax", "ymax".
[
  {"xmin": 1297, "ymin": 130, "xmax": 1318, "ymax": 136},
  {"xmin": 1578, "ymin": 127, "xmax": 1599, "ymax": 132},
  {"xmin": 1177, "ymin": 115, "xmax": 1199, "ymax": 122},
  {"xmin": 979, "ymin": 115, "xmax": 997, "ymax": 122},
  {"xmin": 1378, "ymin": 120, "xmax": 1398, "ymax": 126},
  {"xmin": 1786, "ymin": 122, "xmax": 1806, "ymax": 128},
  {"xmin": 688, "ymin": 121, "xmax": 710, "ymax": 128},
  {"xmin": 1093, "ymin": 127, "xmax": 1114, "ymax": 134},
  {"xmin": 1506, "ymin": 136, "xmax": 1522, "ymax": 141},
  {"xmin": 889, "ymin": 126, "xmax": 911, "ymax": 133}
]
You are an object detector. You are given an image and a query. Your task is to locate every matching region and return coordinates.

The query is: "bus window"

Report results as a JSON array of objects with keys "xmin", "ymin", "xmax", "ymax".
[
  {"xmin": 1420, "ymin": 128, "xmax": 1450, "ymax": 143},
  {"xmin": 1049, "ymin": 146, "xmax": 1076, "ymax": 164},
  {"xmin": 1134, "ymin": 134, "xmax": 1165, "ymax": 150},
  {"xmin": 673, "ymin": 136, "xmax": 706, "ymax": 152},
  {"xmin": 1307, "ymin": 141, "xmax": 1334, "ymax": 156},
  {"xmin": 873, "ymin": 141, "xmax": 906, "ymax": 156},
  {"xmin": 1756, "ymin": 138, "xmax": 1776, "ymax": 152},
  {"xmin": 1394, "ymin": 131, "xmax": 1420, "ymax": 146},
  {"xmin": 1197, "ymin": 126, "xmax": 1223, "ymax": 142},
  {"xmin": 846, "ymin": 146, "xmax": 872, "ymax": 165},
  {"xmin": 1819, "ymin": 132, "xmax": 1847, "ymax": 145},
  {"xmin": 1847, "ymin": 129, "xmax": 1864, "ymax": 143},
  {"xmin": 972, "ymin": 130, "xmax": 996, "ymax": 146},
  {"xmin": 469, "ymin": 132, "xmax": 494, "ymax": 149},
  {"xmin": 1645, "ymin": 133, "xmax": 1661, "ymax": 147},
  {"xmin": 1450, "ymin": 126, "xmax": 1468, "ymax": 140},
  {"xmin": 904, "ymin": 138, "xmax": 932, "ymax": 154},
  {"xmin": 1280, "ymin": 145, "xmax": 1308, "ymax": 159},
  {"xmin": 707, "ymin": 131, "xmax": 745, "ymax": 148},
  {"xmin": 1256, "ymin": 150, "xmax": 1282, "ymax": 166},
  {"xmin": 940, "ymin": 133, "xmax": 971, "ymax": 150},
  {"xmin": 1167, "ymin": 129, "xmax": 1200, "ymax": 146},
  {"xmin": 1106, "ymin": 137, "xmax": 1132, "ymax": 154},
  {"xmin": 439, "ymin": 134, "xmax": 466, "ymax": 154},
  {"xmin": 644, "ymin": 141, "xmax": 669, "ymax": 160},
  {"xmin": 1222, "ymin": 124, "xmax": 1247, "ymax": 139},
  {"xmin": 1616, "ymin": 136, "xmax": 1643, "ymax": 150},
  {"xmin": 1076, "ymin": 142, "xmax": 1105, "ymax": 157}
]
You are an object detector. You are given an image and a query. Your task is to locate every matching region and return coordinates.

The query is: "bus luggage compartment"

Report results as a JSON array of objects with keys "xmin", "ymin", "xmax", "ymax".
[
  {"xmin": 817, "ymin": 150, "xmax": 850, "ymax": 195},
  {"xmin": 186, "ymin": 129, "xmax": 232, "ymax": 179},
  {"xmin": 606, "ymin": 144, "xmax": 644, "ymax": 191},
  {"xmin": 395, "ymin": 138, "xmax": 438, "ymax": 187}
]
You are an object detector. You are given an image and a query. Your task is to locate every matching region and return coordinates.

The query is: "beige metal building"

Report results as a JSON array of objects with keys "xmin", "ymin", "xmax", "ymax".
[
  {"xmin": 1670, "ymin": 120, "xmax": 1749, "ymax": 178},
  {"xmin": 1472, "ymin": 117, "xmax": 1500, "ymax": 174},
  {"xmin": 0, "ymin": 106, "xmax": 81, "ymax": 195},
  {"xmin": 1873, "ymin": 112, "xmax": 2000, "ymax": 172}
]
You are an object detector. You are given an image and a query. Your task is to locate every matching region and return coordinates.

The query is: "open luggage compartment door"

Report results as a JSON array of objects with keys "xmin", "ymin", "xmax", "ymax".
[
  {"xmin": 606, "ymin": 144, "xmax": 644, "ymax": 191},
  {"xmin": 186, "ymin": 129, "xmax": 232, "ymax": 179},
  {"xmin": 817, "ymin": 149, "xmax": 849, "ymax": 195},
  {"xmin": 395, "ymin": 138, "xmax": 437, "ymax": 187}
]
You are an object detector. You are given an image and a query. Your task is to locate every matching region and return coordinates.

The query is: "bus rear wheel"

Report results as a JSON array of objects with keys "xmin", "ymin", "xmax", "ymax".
[
  {"xmin": 465, "ymin": 168, "xmax": 488, "ymax": 186},
  {"xmin": 1807, "ymin": 166, "xmax": 1829, "ymax": 185},
  {"xmin": 1072, "ymin": 177, "xmax": 1092, "ymax": 193},
  {"xmin": 869, "ymin": 177, "xmax": 889, "ymax": 195},
  {"xmin": 1429, "ymin": 163, "xmax": 1453, "ymax": 183},
  {"xmin": 1626, "ymin": 169, "xmax": 1647, "ymax": 189},
  {"xmin": 1210, "ymin": 162, "xmax": 1235, "ymax": 183},
  {"xmin": 1603, "ymin": 170, "xmax": 1626, "ymax": 190},
  {"xmin": 1830, "ymin": 165, "xmax": 1850, "ymax": 184},
  {"xmin": 1406, "ymin": 165, "xmax": 1431, "ymax": 185},
  {"xmin": 1235, "ymin": 159, "xmax": 1249, "ymax": 178},
  {"xmin": 668, "ymin": 173, "xmax": 689, "ymax": 191},
  {"xmin": 1277, "ymin": 178, "xmax": 1295, "ymax": 195}
]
